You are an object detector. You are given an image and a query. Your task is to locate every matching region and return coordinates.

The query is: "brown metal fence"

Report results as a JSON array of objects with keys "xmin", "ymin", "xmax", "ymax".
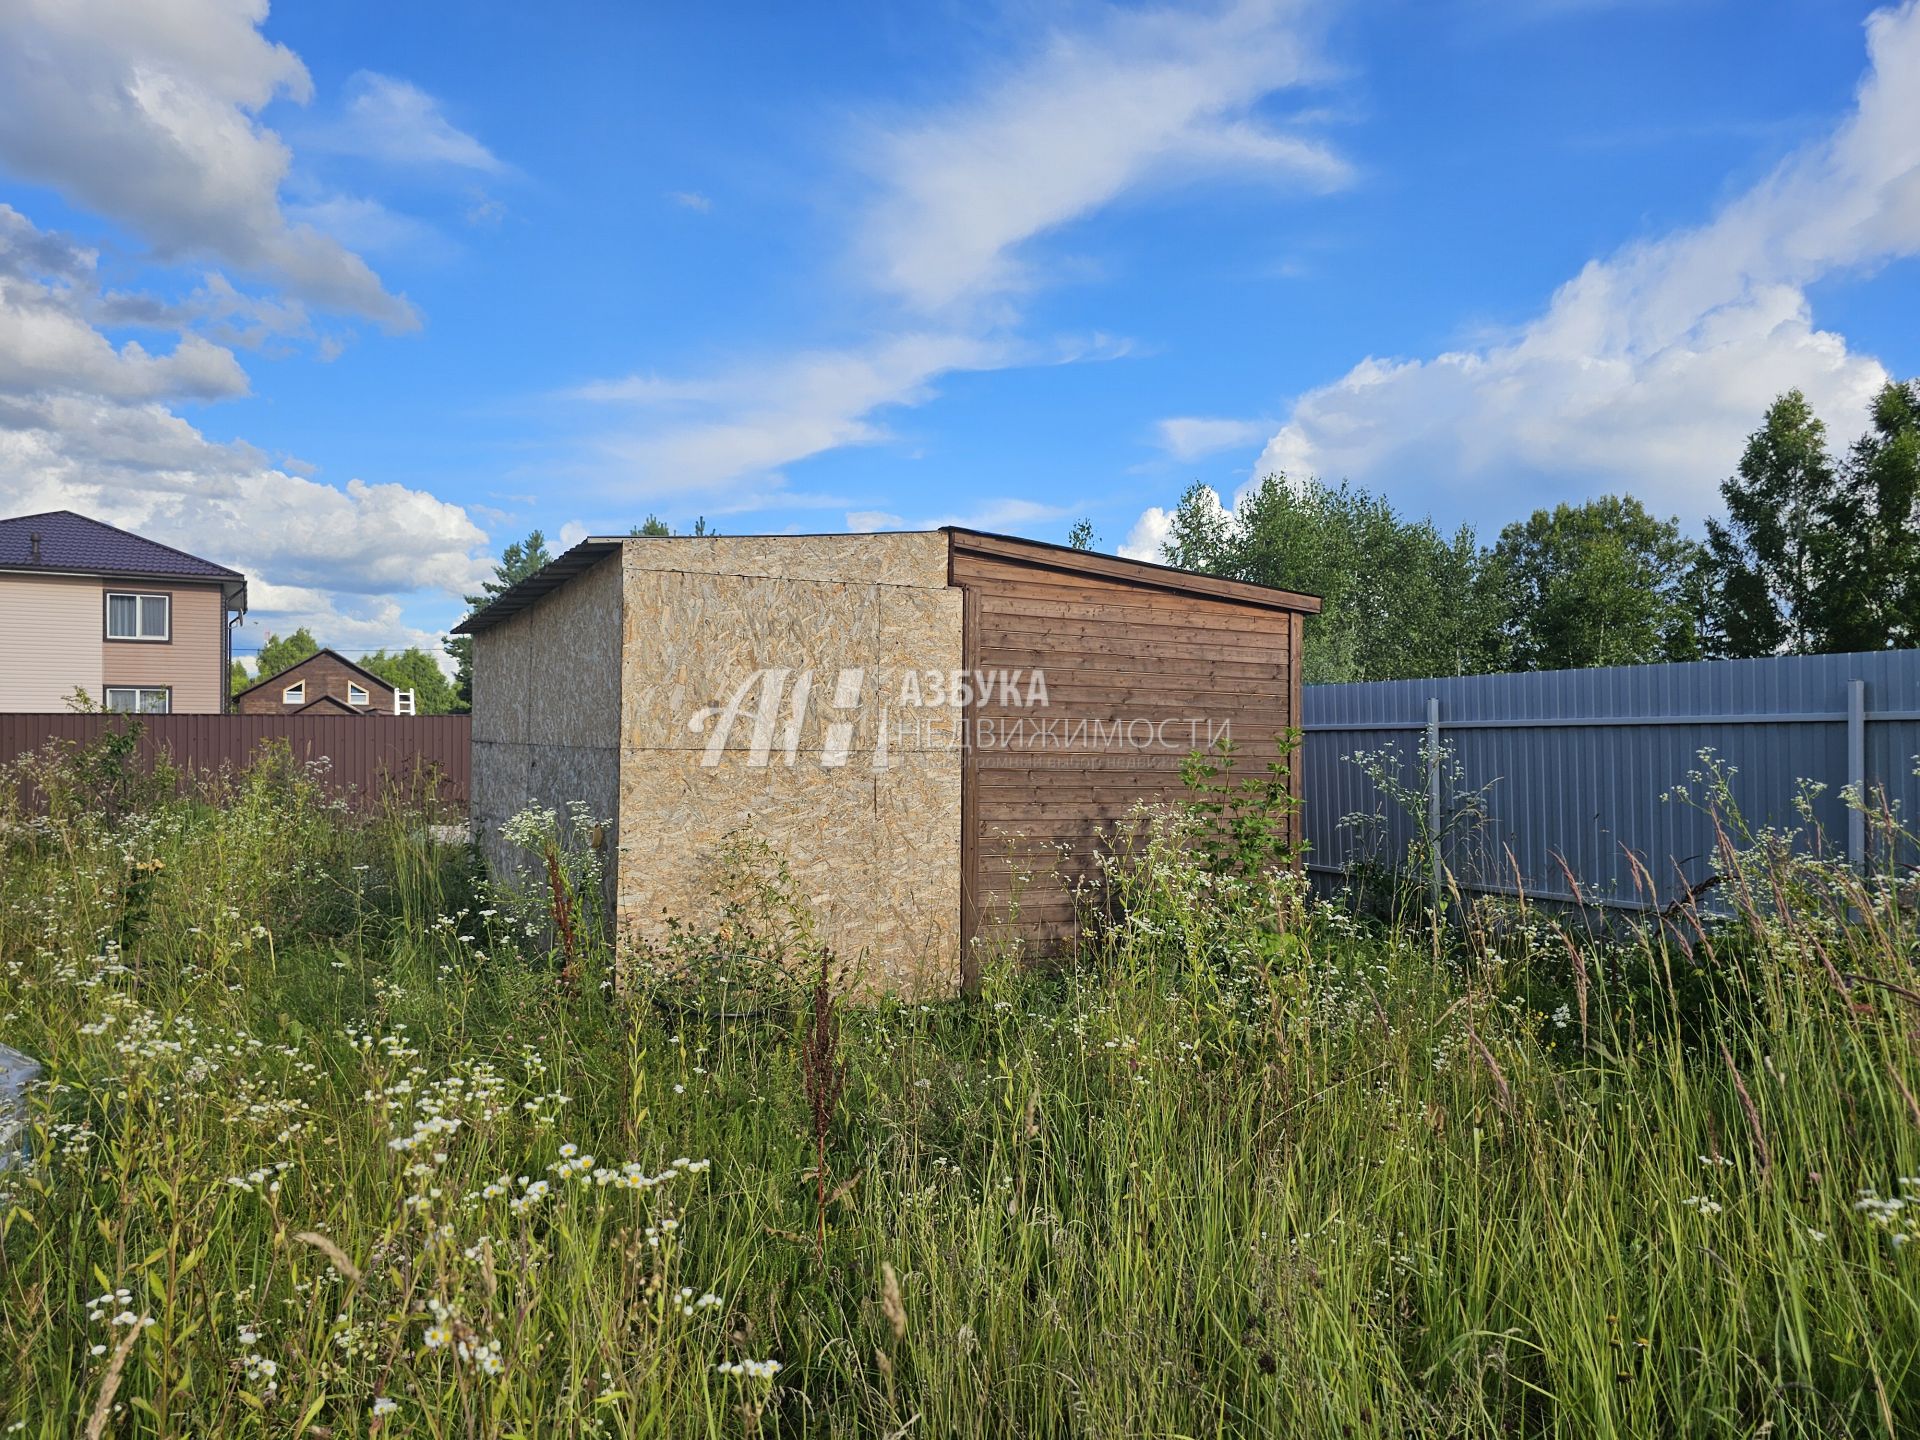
[{"xmin": 0, "ymin": 713, "xmax": 470, "ymax": 814}]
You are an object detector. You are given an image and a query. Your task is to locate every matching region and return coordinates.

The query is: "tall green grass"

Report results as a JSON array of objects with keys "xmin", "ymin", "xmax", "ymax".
[{"xmin": 1, "ymin": 736, "xmax": 1917, "ymax": 1437}]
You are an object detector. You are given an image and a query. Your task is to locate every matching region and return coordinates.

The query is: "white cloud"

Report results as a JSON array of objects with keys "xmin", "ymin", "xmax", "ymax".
[
  {"xmin": 570, "ymin": 0, "xmax": 1343, "ymax": 518},
  {"xmin": 666, "ymin": 191, "xmax": 713, "ymax": 213},
  {"xmin": 238, "ymin": 581, "xmax": 458, "ymax": 666},
  {"xmin": 858, "ymin": 0, "xmax": 1347, "ymax": 315},
  {"xmin": 0, "ymin": 0, "xmax": 415, "ymax": 328},
  {"xmin": 576, "ymin": 333, "xmax": 1015, "ymax": 504},
  {"xmin": 283, "ymin": 195, "xmax": 440, "ymax": 258},
  {"xmin": 0, "ymin": 206, "xmax": 487, "ymax": 649},
  {"xmin": 0, "ymin": 394, "xmax": 488, "ymax": 592},
  {"xmin": 1249, "ymin": 0, "xmax": 1920, "ymax": 520},
  {"xmin": 0, "ymin": 397, "xmax": 490, "ymax": 645},
  {"xmin": 0, "ymin": 204, "xmax": 253, "ymax": 405},
  {"xmin": 1119, "ymin": 504, "xmax": 1176, "ymax": 561},
  {"xmin": 0, "ymin": 282, "xmax": 249, "ymax": 404},
  {"xmin": 1154, "ymin": 415, "xmax": 1271, "ymax": 460},
  {"xmin": 845, "ymin": 509, "xmax": 905, "ymax": 532},
  {"xmin": 314, "ymin": 72, "xmax": 504, "ymax": 173}
]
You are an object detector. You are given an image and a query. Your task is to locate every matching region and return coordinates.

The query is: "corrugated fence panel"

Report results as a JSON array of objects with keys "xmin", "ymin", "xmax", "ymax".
[
  {"xmin": 0, "ymin": 714, "xmax": 470, "ymax": 814},
  {"xmin": 1303, "ymin": 651, "xmax": 1920, "ymax": 908}
]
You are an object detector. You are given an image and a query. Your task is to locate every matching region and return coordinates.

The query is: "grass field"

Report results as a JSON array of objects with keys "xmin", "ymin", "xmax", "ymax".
[{"xmin": 2, "ymin": 737, "xmax": 1918, "ymax": 1438}]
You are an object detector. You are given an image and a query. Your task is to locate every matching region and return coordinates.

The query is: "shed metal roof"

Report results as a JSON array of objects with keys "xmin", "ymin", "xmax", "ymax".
[
  {"xmin": 451, "ymin": 538, "xmax": 623, "ymax": 635},
  {"xmin": 451, "ymin": 528, "xmax": 1321, "ymax": 637}
]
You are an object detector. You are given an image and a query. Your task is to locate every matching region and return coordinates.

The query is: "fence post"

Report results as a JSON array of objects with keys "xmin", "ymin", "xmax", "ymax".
[
  {"xmin": 1847, "ymin": 678, "xmax": 1867, "ymax": 873},
  {"xmin": 1427, "ymin": 696, "xmax": 1442, "ymax": 917}
]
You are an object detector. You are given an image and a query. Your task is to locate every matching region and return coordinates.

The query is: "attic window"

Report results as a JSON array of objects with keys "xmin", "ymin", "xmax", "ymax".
[
  {"xmin": 347, "ymin": 682, "xmax": 369, "ymax": 706},
  {"xmin": 283, "ymin": 681, "xmax": 305, "ymax": 704}
]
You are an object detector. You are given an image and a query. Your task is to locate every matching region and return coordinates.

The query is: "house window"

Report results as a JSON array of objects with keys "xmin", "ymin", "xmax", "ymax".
[
  {"xmin": 105, "ymin": 592, "xmax": 170, "ymax": 641},
  {"xmin": 283, "ymin": 681, "xmax": 306, "ymax": 704},
  {"xmin": 347, "ymin": 682, "xmax": 369, "ymax": 706},
  {"xmin": 104, "ymin": 687, "xmax": 170, "ymax": 714}
]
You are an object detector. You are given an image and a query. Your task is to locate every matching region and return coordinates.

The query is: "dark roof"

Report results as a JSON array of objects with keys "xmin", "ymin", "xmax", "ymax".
[
  {"xmin": 0, "ymin": 509, "xmax": 244, "ymax": 584},
  {"xmin": 451, "ymin": 539, "xmax": 622, "ymax": 635},
  {"xmin": 453, "ymin": 527, "xmax": 1321, "ymax": 637},
  {"xmin": 231, "ymin": 647, "xmax": 398, "ymax": 703},
  {"xmin": 292, "ymin": 694, "xmax": 364, "ymax": 715}
]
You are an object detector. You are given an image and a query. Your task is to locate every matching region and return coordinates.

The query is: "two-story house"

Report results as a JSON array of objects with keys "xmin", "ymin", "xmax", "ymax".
[
  {"xmin": 0, "ymin": 510, "xmax": 247, "ymax": 714},
  {"xmin": 231, "ymin": 649, "xmax": 414, "ymax": 715}
]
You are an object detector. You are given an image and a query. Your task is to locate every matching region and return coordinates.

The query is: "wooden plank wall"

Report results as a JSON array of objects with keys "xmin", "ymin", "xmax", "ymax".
[{"xmin": 951, "ymin": 550, "xmax": 1301, "ymax": 965}]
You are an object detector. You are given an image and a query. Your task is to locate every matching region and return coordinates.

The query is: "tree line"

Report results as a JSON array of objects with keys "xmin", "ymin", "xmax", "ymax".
[{"xmin": 1149, "ymin": 380, "xmax": 1920, "ymax": 684}]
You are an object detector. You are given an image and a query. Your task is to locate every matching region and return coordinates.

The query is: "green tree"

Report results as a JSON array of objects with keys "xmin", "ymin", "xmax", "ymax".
[
  {"xmin": 1704, "ymin": 390, "xmax": 1842, "ymax": 655},
  {"xmin": 1490, "ymin": 496, "xmax": 1706, "ymax": 670},
  {"xmin": 445, "ymin": 530, "xmax": 554, "ymax": 709},
  {"xmin": 1162, "ymin": 481, "xmax": 1235, "ymax": 573},
  {"xmin": 631, "ymin": 516, "xmax": 717, "ymax": 537},
  {"xmin": 1065, "ymin": 518, "xmax": 1097, "ymax": 551},
  {"xmin": 1819, "ymin": 379, "xmax": 1920, "ymax": 651},
  {"xmin": 357, "ymin": 647, "xmax": 461, "ymax": 714},
  {"xmin": 1163, "ymin": 475, "xmax": 1501, "ymax": 683},
  {"xmin": 232, "ymin": 626, "xmax": 320, "ymax": 697}
]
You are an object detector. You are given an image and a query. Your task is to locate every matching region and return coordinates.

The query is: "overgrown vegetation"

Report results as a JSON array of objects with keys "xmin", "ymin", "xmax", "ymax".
[{"xmin": 3, "ymin": 734, "xmax": 1919, "ymax": 1437}]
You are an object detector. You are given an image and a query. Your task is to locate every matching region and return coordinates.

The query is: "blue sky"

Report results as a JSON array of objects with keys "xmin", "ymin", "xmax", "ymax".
[{"xmin": 1, "ymin": 0, "xmax": 1916, "ymax": 664}]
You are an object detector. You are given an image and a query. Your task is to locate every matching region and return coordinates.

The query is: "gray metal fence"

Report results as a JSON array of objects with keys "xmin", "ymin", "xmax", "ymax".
[{"xmin": 1301, "ymin": 650, "xmax": 1920, "ymax": 909}]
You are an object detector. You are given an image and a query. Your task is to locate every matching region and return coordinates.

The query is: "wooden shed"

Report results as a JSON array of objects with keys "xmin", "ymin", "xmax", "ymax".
[{"xmin": 455, "ymin": 529, "xmax": 1319, "ymax": 996}]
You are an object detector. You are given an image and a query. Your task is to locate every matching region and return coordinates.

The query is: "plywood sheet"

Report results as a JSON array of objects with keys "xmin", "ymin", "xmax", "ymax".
[
  {"xmin": 617, "ymin": 537, "xmax": 965, "ymax": 996},
  {"xmin": 622, "ymin": 532, "xmax": 949, "ymax": 590},
  {"xmin": 617, "ymin": 746, "xmax": 962, "ymax": 997}
]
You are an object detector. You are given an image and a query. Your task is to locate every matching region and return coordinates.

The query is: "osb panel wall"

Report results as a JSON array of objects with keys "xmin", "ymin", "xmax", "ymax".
[
  {"xmin": 616, "ymin": 534, "xmax": 964, "ymax": 997},
  {"xmin": 953, "ymin": 550, "xmax": 1301, "ymax": 960},
  {"xmin": 620, "ymin": 534, "xmax": 950, "ymax": 590},
  {"xmin": 471, "ymin": 551, "xmax": 624, "ymax": 913}
]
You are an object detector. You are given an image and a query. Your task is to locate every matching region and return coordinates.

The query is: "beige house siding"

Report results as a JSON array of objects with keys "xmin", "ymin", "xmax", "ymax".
[
  {"xmin": 0, "ymin": 573, "xmax": 103, "ymax": 710},
  {"xmin": 471, "ymin": 550, "xmax": 624, "ymax": 919},
  {"xmin": 615, "ymin": 533, "xmax": 964, "ymax": 997},
  {"xmin": 101, "ymin": 583, "xmax": 225, "ymax": 713}
]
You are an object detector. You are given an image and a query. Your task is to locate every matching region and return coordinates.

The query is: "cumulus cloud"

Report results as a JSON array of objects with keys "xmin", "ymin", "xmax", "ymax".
[
  {"xmin": 1249, "ymin": 0, "xmax": 1920, "ymax": 520},
  {"xmin": 859, "ymin": 0, "xmax": 1346, "ymax": 316},
  {"xmin": 0, "ymin": 398, "xmax": 491, "ymax": 643},
  {"xmin": 0, "ymin": 8, "xmax": 513, "ymax": 643},
  {"xmin": 0, "ymin": 207, "xmax": 488, "ymax": 648},
  {"xmin": 0, "ymin": 205, "xmax": 251, "ymax": 402},
  {"xmin": 239, "ymin": 582, "xmax": 460, "ymax": 664},
  {"xmin": 0, "ymin": 0, "xmax": 416, "ymax": 328},
  {"xmin": 1118, "ymin": 504, "xmax": 1177, "ymax": 561}
]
